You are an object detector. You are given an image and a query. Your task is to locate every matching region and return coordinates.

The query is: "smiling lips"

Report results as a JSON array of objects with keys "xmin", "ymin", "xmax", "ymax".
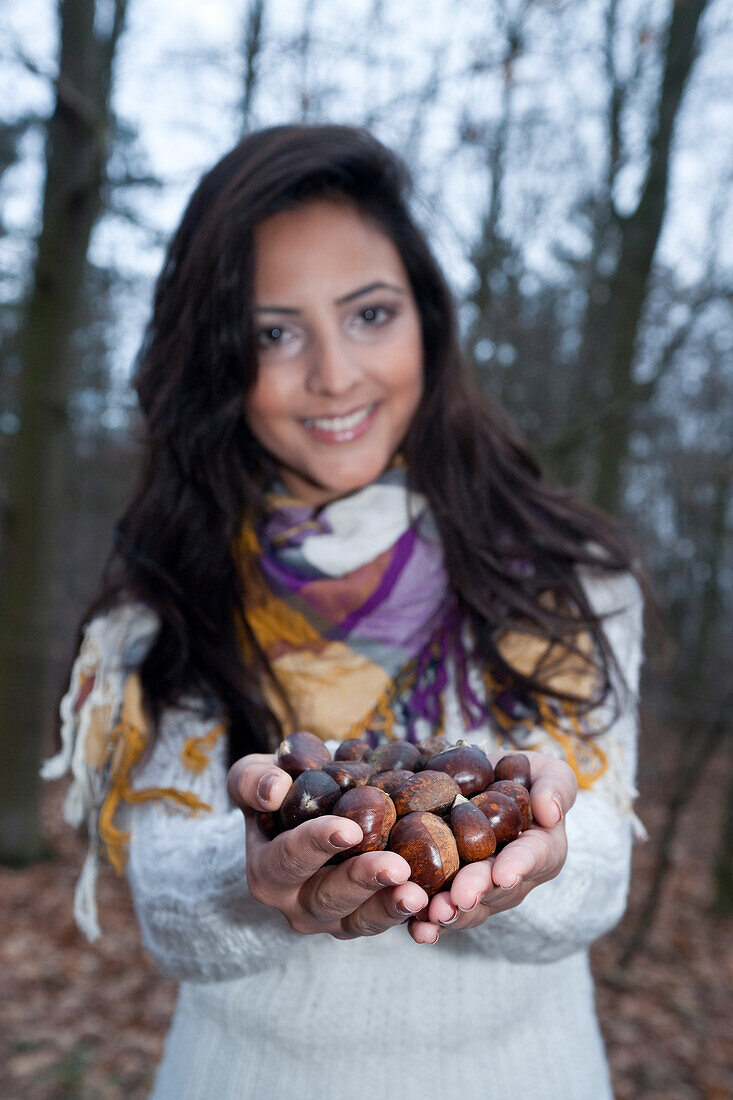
[{"xmin": 301, "ymin": 402, "xmax": 380, "ymax": 443}]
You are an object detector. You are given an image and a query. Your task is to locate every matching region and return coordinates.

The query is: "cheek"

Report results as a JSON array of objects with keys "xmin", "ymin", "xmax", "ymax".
[
  {"xmin": 391, "ymin": 319, "xmax": 424, "ymax": 399},
  {"xmin": 245, "ymin": 373, "xmax": 296, "ymax": 427},
  {"xmin": 390, "ymin": 347, "xmax": 423, "ymax": 407}
]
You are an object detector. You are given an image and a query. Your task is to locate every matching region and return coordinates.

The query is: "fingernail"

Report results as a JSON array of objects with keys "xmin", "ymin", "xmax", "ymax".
[
  {"xmin": 498, "ymin": 875, "xmax": 521, "ymax": 890},
  {"xmin": 377, "ymin": 870, "xmax": 407, "ymax": 887},
  {"xmin": 551, "ymin": 797, "xmax": 562, "ymax": 825},
  {"xmin": 397, "ymin": 900, "xmax": 420, "ymax": 915},
  {"xmin": 257, "ymin": 775, "xmax": 277, "ymax": 803},
  {"xmin": 457, "ymin": 896, "xmax": 479, "ymax": 913},
  {"xmin": 329, "ymin": 831, "xmax": 353, "ymax": 849},
  {"xmin": 439, "ymin": 907, "xmax": 458, "ymax": 926},
  {"xmin": 421, "ymin": 929, "xmax": 439, "ymax": 944}
]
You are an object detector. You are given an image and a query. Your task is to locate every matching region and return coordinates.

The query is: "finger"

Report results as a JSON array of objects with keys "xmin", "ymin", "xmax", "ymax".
[
  {"xmin": 339, "ymin": 879, "xmax": 429, "ymax": 938},
  {"xmin": 528, "ymin": 757, "xmax": 577, "ymax": 829},
  {"xmin": 477, "ymin": 877, "xmax": 534, "ymax": 917},
  {"xmin": 226, "ymin": 755, "xmax": 292, "ymax": 814},
  {"xmin": 427, "ymin": 893, "xmax": 489, "ymax": 935},
  {"xmin": 407, "ymin": 916, "xmax": 442, "ymax": 944},
  {"xmin": 427, "ymin": 889, "xmax": 462, "ymax": 927},
  {"xmin": 422, "ymin": 888, "xmax": 473, "ymax": 932},
  {"xmin": 265, "ymin": 816, "xmax": 365, "ymax": 889},
  {"xmin": 446, "ymin": 861, "xmax": 496, "ymax": 914},
  {"xmin": 299, "ymin": 849, "xmax": 414, "ymax": 924},
  {"xmin": 491, "ymin": 822, "xmax": 566, "ymax": 889},
  {"xmin": 484, "ymin": 750, "xmax": 578, "ymax": 829}
]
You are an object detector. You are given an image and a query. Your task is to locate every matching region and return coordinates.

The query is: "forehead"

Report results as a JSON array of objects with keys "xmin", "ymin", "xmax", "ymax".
[{"xmin": 252, "ymin": 199, "xmax": 407, "ymax": 300}]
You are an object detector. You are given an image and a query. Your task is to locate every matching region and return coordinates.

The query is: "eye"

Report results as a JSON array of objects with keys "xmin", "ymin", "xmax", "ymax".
[
  {"xmin": 257, "ymin": 325, "xmax": 287, "ymax": 347},
  {"xmin": 355, "ymin": 303, "xmax": 396, "ymax": 327}
]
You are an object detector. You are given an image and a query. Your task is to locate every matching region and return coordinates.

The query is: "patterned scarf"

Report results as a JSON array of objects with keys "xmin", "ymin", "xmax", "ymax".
[{"xmin": 232, "ymin": 459, "xmax": 609, "ymax": 785}]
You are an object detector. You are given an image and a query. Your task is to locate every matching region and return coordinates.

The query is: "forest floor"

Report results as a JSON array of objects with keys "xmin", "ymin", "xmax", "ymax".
[{"xmin": 1, "ymin": 733, "xmax": 731, "ymax": 1100}]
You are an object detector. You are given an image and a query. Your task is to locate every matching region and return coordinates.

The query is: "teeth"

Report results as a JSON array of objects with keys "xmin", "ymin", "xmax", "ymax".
[{"xmin": 305, "ymin": 404, "xmax": 374, "ymax": 431}]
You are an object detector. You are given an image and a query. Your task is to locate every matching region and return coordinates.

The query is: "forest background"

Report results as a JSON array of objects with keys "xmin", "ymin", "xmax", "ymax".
[{"xmin": 0, "ymin": 0, "xmax": 731, "ymax": 1096}]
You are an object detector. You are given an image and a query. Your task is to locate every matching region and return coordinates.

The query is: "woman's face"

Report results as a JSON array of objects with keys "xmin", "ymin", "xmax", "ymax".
[{"xmin": 245, "ymin": 199, "xmax": 424, "ymax": 507}]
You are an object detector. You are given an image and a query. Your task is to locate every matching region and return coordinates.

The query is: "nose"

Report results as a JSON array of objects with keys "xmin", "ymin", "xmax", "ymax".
[{"xmin": 305, "ymin": 329, "xmax": 363, "ymax": 398}]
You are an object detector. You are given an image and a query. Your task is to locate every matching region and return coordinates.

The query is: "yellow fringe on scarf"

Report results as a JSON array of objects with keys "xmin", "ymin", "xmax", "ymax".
[
  {"xmin": 180, "ymin": 723, "xmax": 227, "ymax": 775},
  {"xmin": 536, "ymin": 695, "xmax": 608, "ymax": 789},
  {"xmin": 96, "ymin": 673, "xmax": 214, "ymax": 874},
  {"xmin": 481, "ymin": 663, "xmax": 608, "ymax": 790}
]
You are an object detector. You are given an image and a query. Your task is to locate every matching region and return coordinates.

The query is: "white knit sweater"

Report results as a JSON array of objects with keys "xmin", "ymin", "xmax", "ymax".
[{"xmin": 50, "ymin": 566, "xmax": 644, "ymax": 1100}]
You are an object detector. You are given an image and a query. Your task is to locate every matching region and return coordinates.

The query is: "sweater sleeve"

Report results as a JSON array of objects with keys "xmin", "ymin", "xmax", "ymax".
[
  {"xmin": 463, "ymin": 567, "xmax": 645, "ymax": 963},
  {"xmin": 43, "ymin": 602, "xmax": 298, "ymax": 983},
  {"xmin": 122, "ymin": 707, "xmax": 298, "ymax": 983}
]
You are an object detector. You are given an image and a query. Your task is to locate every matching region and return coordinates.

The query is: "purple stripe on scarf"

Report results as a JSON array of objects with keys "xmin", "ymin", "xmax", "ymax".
[
  {"xmin": 257, "ymin": 551, "xmax": 312, "ymax": 595},
  {"xmin": 348, "ymin": 530, "xmax": 448, "ymax": 650},
  {"xmin": 334, "ymin": 526, "xmax": 420, "ymax": 636}
]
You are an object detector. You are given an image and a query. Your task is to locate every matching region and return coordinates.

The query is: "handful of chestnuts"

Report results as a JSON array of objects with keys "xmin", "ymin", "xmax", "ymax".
[{"xmin": 256, "ymin": 730, "xmax": 534, "ymax": 896}]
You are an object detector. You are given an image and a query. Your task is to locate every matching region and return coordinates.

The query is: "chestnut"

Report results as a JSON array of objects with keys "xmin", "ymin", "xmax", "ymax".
[
  {"xmin": 450, "ymin": 798, "xmax": 497, "ymax": 862},
  {"xmin": 470, "ymin": 790, "xmax": 523, "ymax": 846},
  {"xmin": 276, "ymin": 730, "xmax": 331, "ymax": 779},
  {"xmin": 332, "ymin": 786, "xmax": 396, "ymax": 854},
  {"xmin": 322, "ymin": 760, "xmax": 375, "ymax": 793},
  {"xmin": 370, "ymin": 740, "xmax": 424, "ymax": 774},
  {"xmin": 255, "ymin": 809, "xmax": 283, "ymax": 840},
  {"xmin": 389, "ymin": 811, "xmax": 460, "ymax": 895},
  {"xmin": 334, "ymin": 737, "xmax": 373, "ymax": 763},
  {"xmin": 494, "ymin": 753, "xmax": 532, "ymax": 788},
  {"xmin": 368, "ymin": 769, "xmax": 414, "ymax": 797},
  {"xmin": 418, "ymin": 735, "xmax": 450, "ymax": 760},
  {"xmin": 392, "ymin": 771, "xmax": 460, "ymax": 817},
  {"xmin": 489, "ymin": 780, "xmax": 533, "ymax": 831},
  {"xmin": 279, "ymin": 769, "xmax": 341, "ymax": 830},
  {"xmin": 426, "ymin": 745, "xmax": 494, "ymax": 797}
]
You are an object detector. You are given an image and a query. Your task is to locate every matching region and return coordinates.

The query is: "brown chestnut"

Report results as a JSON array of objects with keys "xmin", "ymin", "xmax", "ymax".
[
  {"xmin": 255, "ymin": 809, "xmax": 283, "ymax": 840},
  {"xmin": 389, "ymin": 811, "xmax": 460, "ymax": 895},
  {"xmin": 370, "ymin": 740, "xmax": 424, "ymax": 773},
  {"xmin": 279, "ymin": 769, "xmax": 341, "ymax": 830},
  {"xmin": 332, "ymin": 786, "xmax": 396, "ymax": 854},
  {"xmin": 494, "ymin": 753, "xmax": 532, "ymax": 788},
  {"xmin": 368, "ymin": 769, "xmax": 414, "ymax": 796},
  {"xmin": 276, "ymin": 730, "xmax": 331, "ymax": 779},
  {"xmin": 450, "ymin": 798, "xmax": 497, "ymax": 862},
  {"xmin": 426, "ymin": 745, "xmax": 494, "ymax": 797},
  {"xmin": 470, "ymin": 790, "xmax": 523, "ymax": 845},
  {"xmin": 489, "ymin": 780, "xmax": 533, "ymax": 831},
  {"xmin": 418, "ymin": 735, "xmax": 450, "ymax": 760},
  {"xmin": 334, "ymin": 737, "xmax": 373, "ymax": 763},
  {"xmin": 392, "ymin": 771, "xmax": 460, "ymax": 817},
  {"xmin": 322, "ymin": 760, "xmax": 375, "ymax": 794}
]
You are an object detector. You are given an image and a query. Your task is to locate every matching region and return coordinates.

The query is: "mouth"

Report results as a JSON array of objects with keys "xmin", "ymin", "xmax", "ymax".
[{"xmin": 300, "ymin": 401, "xmax": 380, "ymax": 443}]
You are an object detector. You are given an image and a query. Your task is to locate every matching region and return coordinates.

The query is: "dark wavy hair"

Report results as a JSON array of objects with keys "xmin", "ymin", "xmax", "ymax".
[{"xmin": 68, "ymin": 122, "xmax": 650, "ymax": 767}]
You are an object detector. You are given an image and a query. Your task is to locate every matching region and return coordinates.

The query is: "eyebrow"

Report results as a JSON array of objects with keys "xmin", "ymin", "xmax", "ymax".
[{"xmin": 253, "ymin": 281, "xmax": 407, "ymax": 314}]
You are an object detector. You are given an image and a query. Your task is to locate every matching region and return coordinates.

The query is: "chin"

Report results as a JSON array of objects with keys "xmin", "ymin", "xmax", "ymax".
[
  {"xmin": 326, "ymin": 472, "xmax": 378, "ymax": 496},
  {"xmin": 311, "ymin": 458, "xmax": 389, "ymax": 502}
]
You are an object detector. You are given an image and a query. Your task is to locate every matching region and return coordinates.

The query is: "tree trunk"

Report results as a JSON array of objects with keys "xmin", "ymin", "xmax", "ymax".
[
  {"xmin": 239, "ymin": 0, "xmax": 266, "ymax": 132},
  {"xmin": 713, "ymin": 750, "xmax": 733, "ymax": 916},
  {"xmin": 0, "ymin": 0, "xmax": 127, "ymax": 864},
  {"xmin": 586, "ymin": 0, "xmax": 710, "ymax": 515},
  {"xmin": 692, "ymin": 461, "xmax": 730, "ymax": 694}
]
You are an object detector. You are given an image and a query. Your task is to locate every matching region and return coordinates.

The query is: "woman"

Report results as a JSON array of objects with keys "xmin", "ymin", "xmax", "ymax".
[{"xmin": 45, "ymin": 123, "xmax": 647, "ymax": 1099}]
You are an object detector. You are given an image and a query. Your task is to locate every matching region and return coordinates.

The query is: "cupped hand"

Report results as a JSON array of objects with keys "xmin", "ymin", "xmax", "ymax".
[
  {"xmin": 406, "ymin": 750, "xmax": 578, "ymax": 945},
  {"xmin": 227, "ymin": 754, "xmax": 429, "ymax": 940}
]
